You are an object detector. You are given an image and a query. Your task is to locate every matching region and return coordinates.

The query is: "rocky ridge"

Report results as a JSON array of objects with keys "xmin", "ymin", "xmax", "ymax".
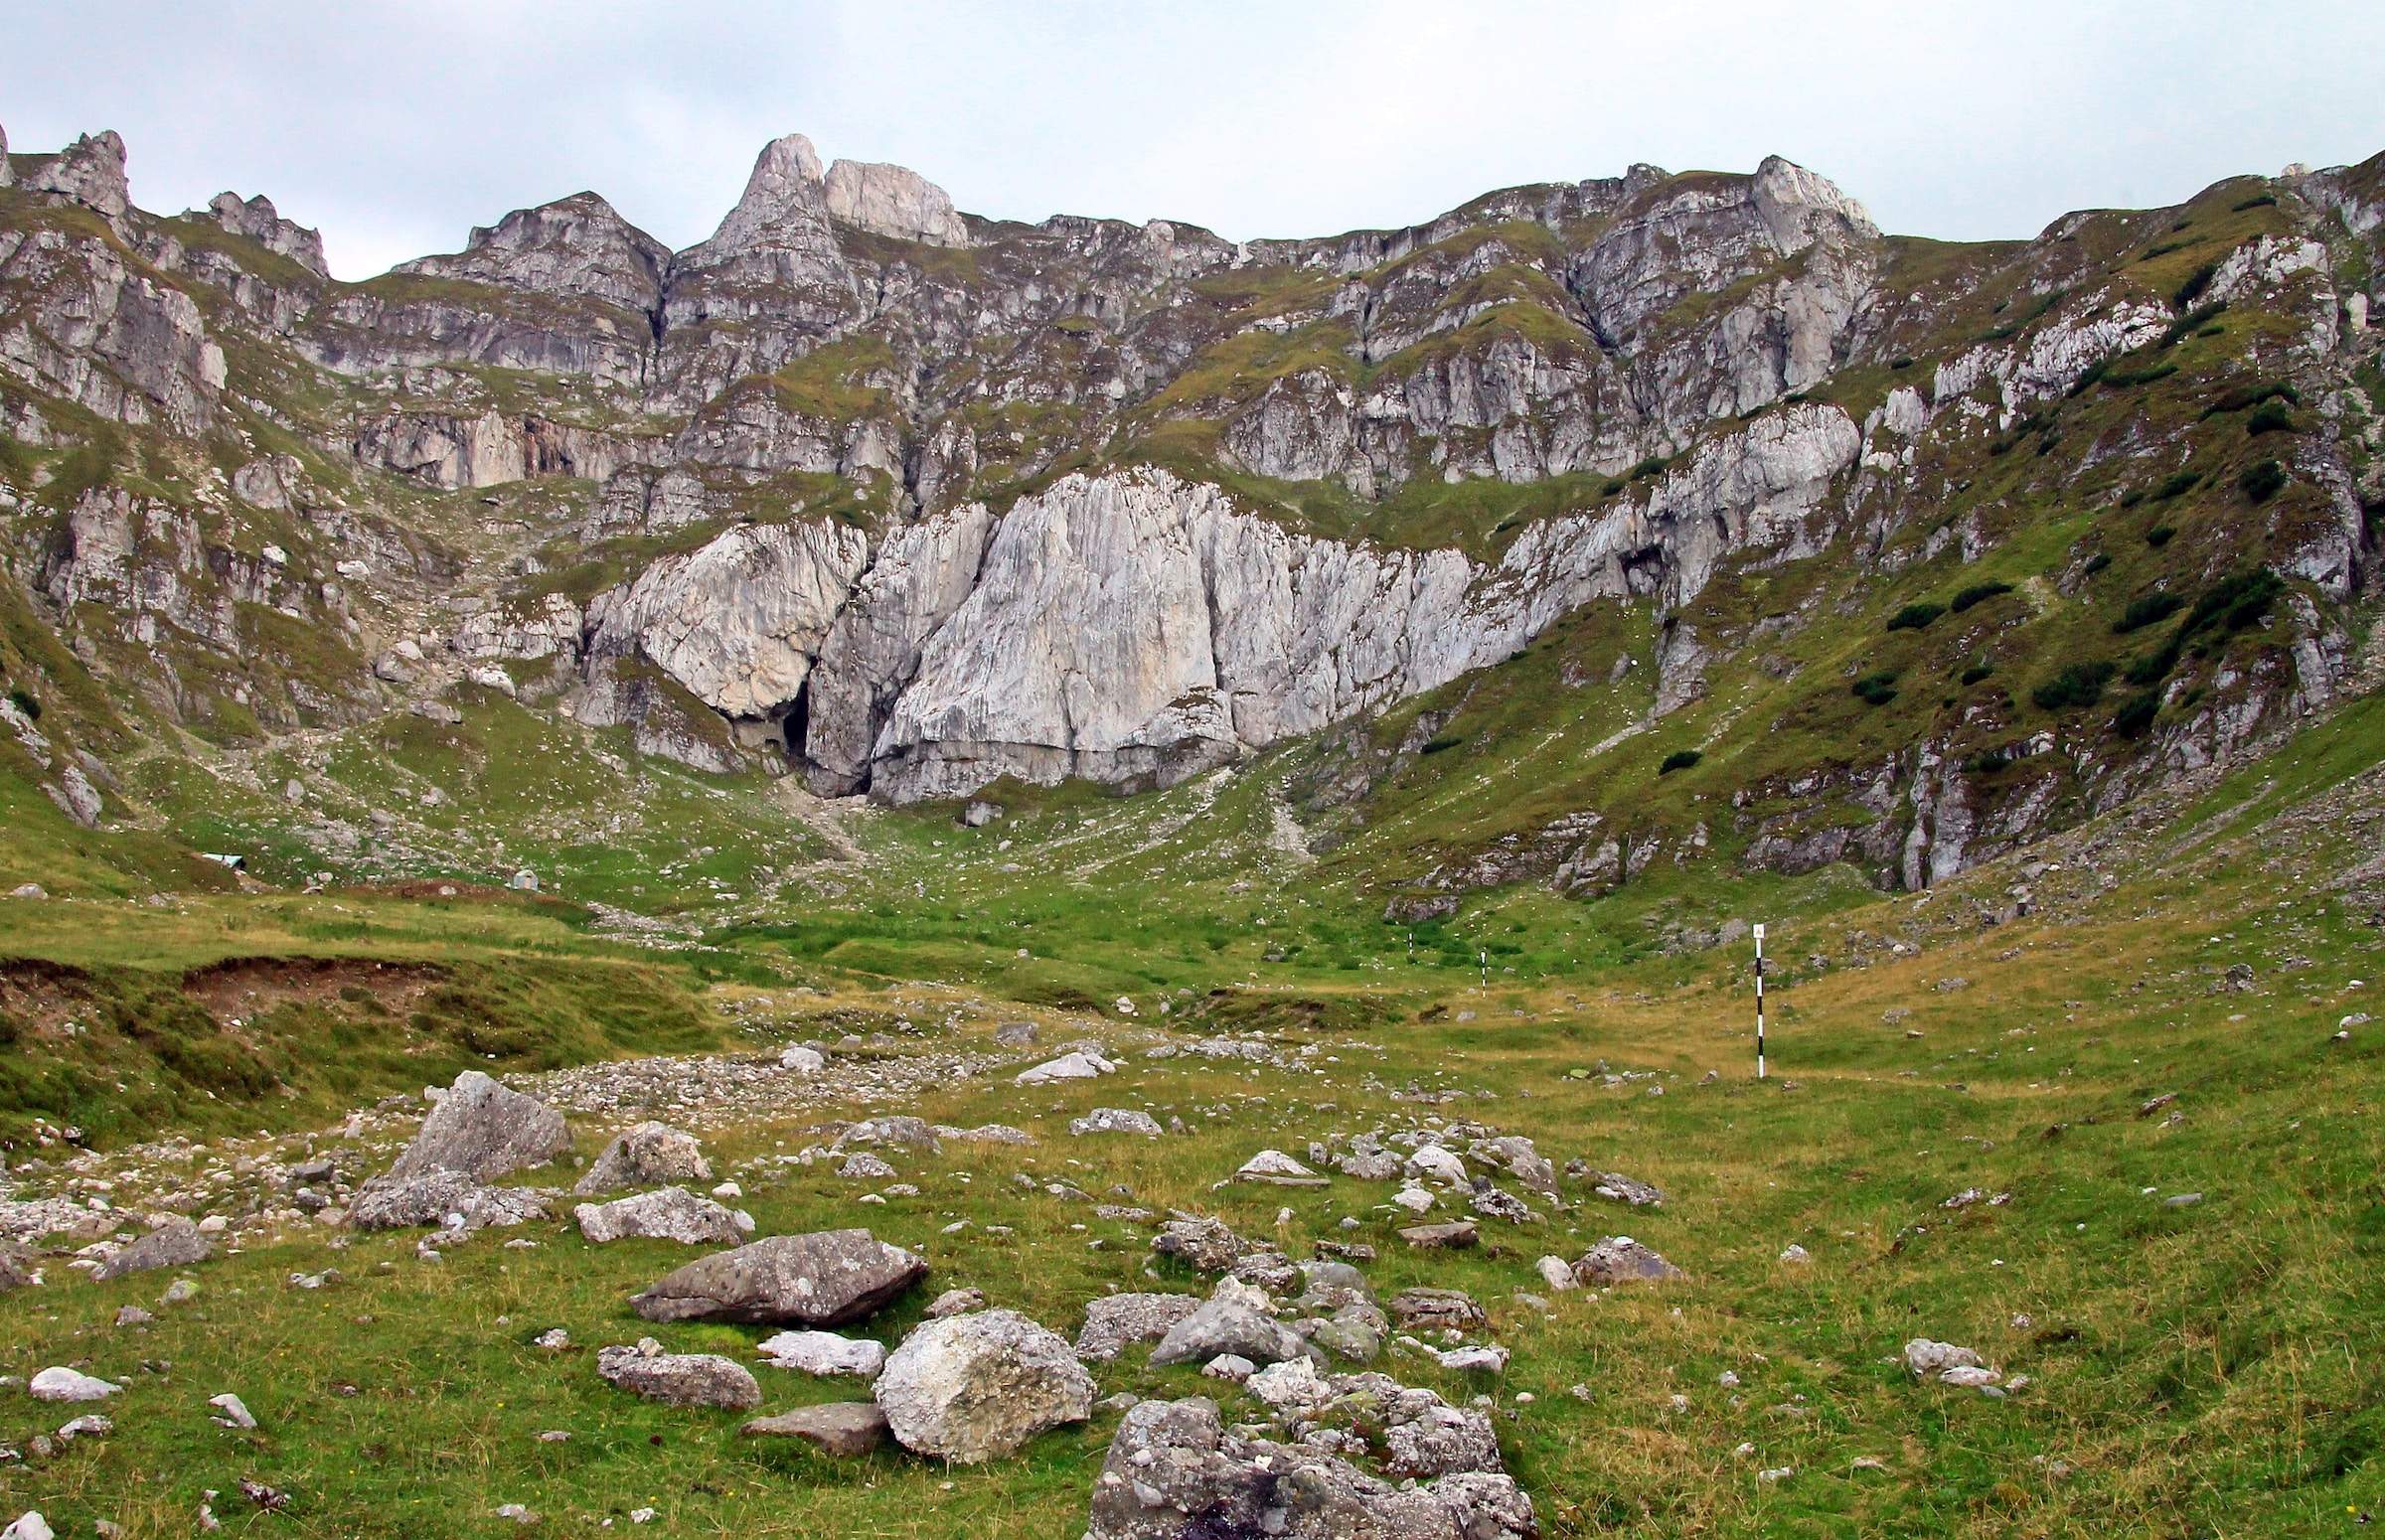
[{"xmin": 2, "ymin": 119, "xmax": 2379, "ymax": 899}]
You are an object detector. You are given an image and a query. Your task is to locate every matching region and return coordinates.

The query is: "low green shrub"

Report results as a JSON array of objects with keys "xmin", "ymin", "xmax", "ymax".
[
  {"xmin": 1659, "ymin": 749, "xmax": 1702, "ymax": 775},
  {"xmin": 2112, "ymin": 692, "xmax": 2161, "ymax": 737},
  {"xmin": 1950, "ymin": 580, "xmax": 2014, "ymax": 613},
  {"xmin": 2173, "ymin": 259, "xmax": 2221, "ymax": 309},
  {"xmin": 2240, "ymin": 460, "xmax": 2287, "ymax": 503},
  {"xmin": 1851, "ymin": 671, "xmax": 1900, "ymax": 705},
  {"xmin": 2245, "ymin": 400, "xmax": 2297, "ymax": 435},
  {"xmin": 2033, "ymin": 660, "xmax": 2117, "ymax": 711},
  {"xmin": 1886, "ymin": 602, "xmax": 1945, "ymax": 632},
  {"xmin": 2115, "ymin": 592, "xmax": 2185, "ymax": 633}
]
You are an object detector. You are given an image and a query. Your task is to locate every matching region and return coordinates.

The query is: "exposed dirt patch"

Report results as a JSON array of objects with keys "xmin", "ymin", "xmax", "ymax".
[
  {"xmin": 180, "ymin": 956, "xmax": 446, "ymax": 1022},
  {"xmin": 0, "ymin": 957, "xmax": 98, "ymax": 1037}
]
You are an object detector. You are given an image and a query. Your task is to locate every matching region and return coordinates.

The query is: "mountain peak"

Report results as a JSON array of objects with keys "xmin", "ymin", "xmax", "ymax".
[
  {"xmin": 823, "ymin": 158, "xmax": 969, "ymax": 246},
  {"xmin": 199, "ymin": 191, "xmax": 331, "ymax": 278},
  {"xmin": 703, "ymin": 132, "xmax": 833, "ymax": 253},
  {"xmin": 24, "ymin": 129, "xmax": 131, "ymax": 223}
]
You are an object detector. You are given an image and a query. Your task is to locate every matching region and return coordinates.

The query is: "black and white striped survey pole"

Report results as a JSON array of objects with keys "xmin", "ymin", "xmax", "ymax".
[{"xmin": 1753, "ymin": 923, "xmax": 1767, "ymax": 1079}]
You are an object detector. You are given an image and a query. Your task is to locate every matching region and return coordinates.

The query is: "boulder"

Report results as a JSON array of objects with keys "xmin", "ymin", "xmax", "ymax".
[
  {"xmin": 349, "ymin": 1170, "xmax": 552, "ymax": 1232},
  {"xmin": 29, "ymin": 1367, "xmax": 120, "ymax": 1402},
  {"xmin": 837, "ymin": 1115, "xmax": 942, "ymax": 1151},
  {"xmin": 0, "ymin": 1244, "xmax": 33, "ymax": 1292},
  {"xmin": 1389, "ymin": 1288, "xmax": 1485, "ymax": 1332},
  {"xmin": 1404, "ymin": 1146, "xmax": 1469, "ymax": 1184},
  {"xmin": 384, "ymin": 1071, "xmax": 566, "ymax": 1183},
  {"xmin": 778, "ymin": 1044, "xmax": 826, "ymax": 1075},
  {"xmin": 757, "ymin": 1329, "xmax": 886, "ymax": 1378},
  {"xmin": 874, "ymin": 1309, "xmax": 1095, "ymax": 1463},
  {"xmin": 574, "ymin": 1123, "xmax": 710, "ymax": 1195},
  {"xmin": 1070, "ymin": 1108, "xmax": 1162, "ymax": 1137},
  {"xmin": 1151, "ymin": 1215, "xmax": 1253, "ymax": 1274},
  {"xmin": 1474, "ymin": 1136, "xmax": 1559, "ymax": 1196},
  {"xmin": 1235, "ymin": 1150, "xmax": 1328, "ymax": 1186},
  {"xmin": 1336, "ymin": 1148, "xmax": 1403, "ymax": 1181},
  {"xmin": 1903, "ymin": 1338, "xmax": 1986, "ymax": 1379},
  {"xmin": 1590, "ymin": 1172, "xmax": 1666, "ymax": 1207},
  {"xmin": 573, "ymin": 1186, "xmax": 748, "ymax": 1245},
  {"xmin": 1150, "ymin": 1279, "xmax": 1322, "ymax": 1370},
  {"xmin": 740, "ymin": 1401, "xmax": 890, "ymax": 1456},
  {"xmin": 1574, "ymin": 1235, "xmax": 1682, "ymax": 1284},
  {"xmin": 3, "ymin": 1514, "xmax": 54, "ymax": 1540},
  {"xmin": 631, "ymin": 1229, "xmax": 925, "ymax": 1325},
  {"xmin": 926, "ymin": 1288, "xmax": 986, "ymax": 1317},
  {"xmin": 1076, "ymin": 1293, "xmax": 1201, "ymax": 1363},
  {"xmin": 1084, "ymin": 1397, "xmax": 1534, "ymax": 1540},
  {"xmin": 92, "ymin": 1218, "xmax": 213, "ymax": 1280},
  {"xmin": 596, "ymin": 1340, "xmax": 760, "ymax": 1410},
  {"xmin": 1016, "ymin": 1050, "xmax": 1114, "ymax": 1086},
  {"xmin": 1398, "ymin": 1221, "xmax": 1479, "ymax": 1250}
]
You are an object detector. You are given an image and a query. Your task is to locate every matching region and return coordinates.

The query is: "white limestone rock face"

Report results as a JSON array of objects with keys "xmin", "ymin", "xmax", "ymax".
[
  {"xmin": 824, "ymin": 159, "xmax": 969, "ymax": 246},
  {"xmin": 838, "ymin": 412, "xmax": 1857, "ymax": 802},
  {"xmin": 587, "ymin": 520, "xmax": 873, "ymax": 719}
]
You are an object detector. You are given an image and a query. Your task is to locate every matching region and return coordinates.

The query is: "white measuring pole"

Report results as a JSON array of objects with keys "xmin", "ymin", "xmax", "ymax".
[{"xmin": 1753, "ymin": 923, "xmax": 1768, "ymax": 1080}]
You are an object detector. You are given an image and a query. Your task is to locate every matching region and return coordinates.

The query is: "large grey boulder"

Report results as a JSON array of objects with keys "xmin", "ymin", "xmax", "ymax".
[
  {"xmin": 574, "ymin": 1123, "xmax": 711, "ymax": 1195},
  {"xmin": 573, "ymin": 1186, "xmax": 748, "ymax": 1246},
  {"xmin": 1149, "ymin": 1279, "xmax": 1323, "ymax": 1370},
  {"xmin": 874, "ymin": 1309, "xmax": 1094, "ymax": 1463},
  {"xmin": 596, "ymin": 1339, "xmax": 760, "ymax": 1410},
  {"xmin": 92, "ymin": 1218, "xmax": 213, "ymax": 1280},
  {"xmin": 1084, "ymin": 1397, "xmax": 1534, "ymax": 1540},
  {"xmin": 1076, "ymin": 1293, "xmax": 1201, "ymax": 1363},
  {"xmin": 349, "ymin": 1170, "xmax": 552, "ymax": 1232},
  {"xmin": 631, "ymin": 1229, "xmax": 925, "ymax": 1325},
  {"xmin": 385, "ymin": 1071, "xmax": 567, "ymax": 1183}
]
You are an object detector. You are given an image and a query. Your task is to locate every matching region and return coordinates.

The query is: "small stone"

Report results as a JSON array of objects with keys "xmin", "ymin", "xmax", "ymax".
[{"xmin": 208, "ymin": 1393, "xmax": 257, "ymax": 1430}]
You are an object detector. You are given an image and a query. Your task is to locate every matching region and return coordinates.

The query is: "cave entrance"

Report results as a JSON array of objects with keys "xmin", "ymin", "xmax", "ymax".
[{"xmin": 779, "ymin": 679, "xmax": 812, "ymax": 764}]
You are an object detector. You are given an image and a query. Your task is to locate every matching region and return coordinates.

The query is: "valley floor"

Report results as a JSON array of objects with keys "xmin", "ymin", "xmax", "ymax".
[{"xmin": 2, "ymin": 698, "xmax": 2382, "ymax": 1538}]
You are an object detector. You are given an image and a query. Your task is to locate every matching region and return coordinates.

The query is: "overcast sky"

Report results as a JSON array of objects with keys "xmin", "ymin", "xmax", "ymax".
[{"xmin": 5, "ymin": 1, "xmax": 2381, "ymax": 280}]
